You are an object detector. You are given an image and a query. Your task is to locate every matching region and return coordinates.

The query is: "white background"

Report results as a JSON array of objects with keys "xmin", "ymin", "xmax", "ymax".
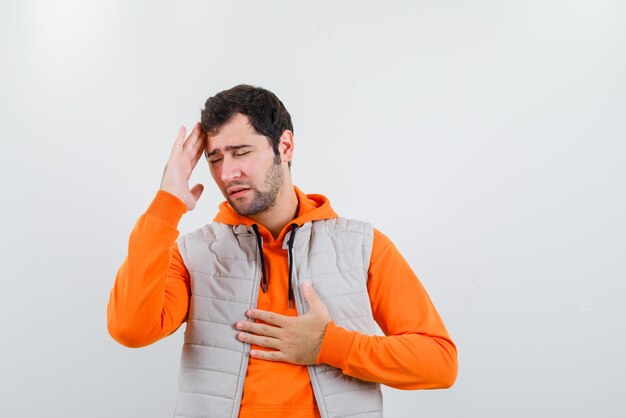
[{"xmin": 1, "ymin": 1, "xmax": 625, "ymax": 417}]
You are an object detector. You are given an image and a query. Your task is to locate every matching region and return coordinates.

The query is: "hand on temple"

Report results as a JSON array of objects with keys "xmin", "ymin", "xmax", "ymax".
[{"xmin": 160, "ymin": 122, "xmax": 206, "ymax": 211}]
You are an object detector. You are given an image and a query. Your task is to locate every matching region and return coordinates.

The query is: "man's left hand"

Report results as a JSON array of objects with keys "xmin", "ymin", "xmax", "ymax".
[{"xmin": 236, "ymin": 281, "xmax": 331, "ymax": 365}]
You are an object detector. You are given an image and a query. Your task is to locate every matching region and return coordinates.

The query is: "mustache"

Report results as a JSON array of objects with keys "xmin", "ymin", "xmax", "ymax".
[{"xmin": 226, "ymin": 181, "xmax": 250, "ymax": 188}]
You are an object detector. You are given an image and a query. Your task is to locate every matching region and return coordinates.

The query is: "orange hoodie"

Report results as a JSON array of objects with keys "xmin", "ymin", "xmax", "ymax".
[{"xmin": 108, "ymin": 187, "xmax": 457, "ymax": 418}]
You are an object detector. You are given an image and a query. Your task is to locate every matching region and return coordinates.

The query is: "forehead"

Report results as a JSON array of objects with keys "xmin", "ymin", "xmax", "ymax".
[{"xmin": 206, "ymin": 113, "xmax": 268, "ymax": 152}]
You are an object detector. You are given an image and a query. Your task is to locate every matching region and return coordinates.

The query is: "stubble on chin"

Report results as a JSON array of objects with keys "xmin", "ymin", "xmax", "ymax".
[
  {"xmin": 227, "ymin": 162, "xmax": 284, "ymax": 217},
  {"xmin": 228, "ymin": 188, "xmax": 273, "ymax": 216}
]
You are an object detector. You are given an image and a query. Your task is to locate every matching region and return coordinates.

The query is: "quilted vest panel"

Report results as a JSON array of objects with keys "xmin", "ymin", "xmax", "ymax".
[{"xmin": 175, "ymin": 218, "xmax": 383, "ymax": 418}]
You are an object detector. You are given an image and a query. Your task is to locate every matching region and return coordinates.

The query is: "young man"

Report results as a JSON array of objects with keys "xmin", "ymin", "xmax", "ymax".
[{"xmin": 107, "ymin": 85, "xmax": 457, "ymax": 418}]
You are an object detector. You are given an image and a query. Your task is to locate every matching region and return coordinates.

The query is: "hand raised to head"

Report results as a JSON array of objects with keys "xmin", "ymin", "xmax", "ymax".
[
  {"xmin": 236, "ymin": 281, "xmax": 331, "ymax": 365},
  {"xmin": 160, "ymin": 123, "xmax": 206, "ymax": 211}
]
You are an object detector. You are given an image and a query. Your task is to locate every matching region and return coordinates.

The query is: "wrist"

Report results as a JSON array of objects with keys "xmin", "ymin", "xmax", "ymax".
[
  {"xmin": 316, "ymin": 322, "xmax": 355, "ymax": 367},
  {"xmin": 147, "ymin": 190, "xmax": 188, "ymax": 226}
]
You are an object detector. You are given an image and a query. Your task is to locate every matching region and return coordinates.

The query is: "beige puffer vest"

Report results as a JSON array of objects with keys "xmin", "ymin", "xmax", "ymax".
[{"xmin": 174, "ymin": 218, "xmax": 383, "ymax": 418}]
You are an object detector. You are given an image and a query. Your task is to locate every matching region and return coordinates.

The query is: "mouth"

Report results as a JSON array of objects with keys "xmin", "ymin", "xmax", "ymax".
[{"xmin": 228, "ymin": 186, "xmax": 251, "ymax": 198}]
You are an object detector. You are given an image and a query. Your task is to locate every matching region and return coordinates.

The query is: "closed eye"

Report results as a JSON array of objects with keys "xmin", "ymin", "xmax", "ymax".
[{"xmin": 234, "ymin": 151, "xmax": 252, "ymax": 157}]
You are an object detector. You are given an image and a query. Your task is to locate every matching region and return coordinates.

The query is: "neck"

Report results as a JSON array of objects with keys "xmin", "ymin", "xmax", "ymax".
[{"xmin": 249, "ymin": 183, "xmax": 298, "ymax": 239}]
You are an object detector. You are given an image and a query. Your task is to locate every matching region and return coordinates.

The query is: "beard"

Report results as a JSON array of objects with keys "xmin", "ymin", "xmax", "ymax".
[{"xmin": 226, "ymin": 160, "xmax": 284, "ymax": 217}]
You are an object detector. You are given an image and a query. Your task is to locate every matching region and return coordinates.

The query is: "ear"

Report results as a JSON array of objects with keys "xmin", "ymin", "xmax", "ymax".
[{"xmin": 277, "ymin": 129, "xmax": 294, "ymax": 164}]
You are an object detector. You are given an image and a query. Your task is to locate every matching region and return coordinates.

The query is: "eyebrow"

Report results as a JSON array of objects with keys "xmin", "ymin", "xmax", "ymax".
[{"xmin": 206, "ymin": 144, "xmax": 252, "ymax": 157}]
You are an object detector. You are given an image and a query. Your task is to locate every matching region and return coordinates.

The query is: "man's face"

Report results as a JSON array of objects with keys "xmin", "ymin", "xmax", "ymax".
[{"xmin": 206, "ymin": 113, "xmax": 284, "ymax": 216}]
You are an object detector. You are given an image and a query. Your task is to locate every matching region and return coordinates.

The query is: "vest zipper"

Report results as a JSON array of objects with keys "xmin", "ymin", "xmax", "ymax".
[
  {"xmin": 290, "ymin": 245, "xmax": 329, "ymax": 418},
  {"xmin": 232, "ymin": 226, "xmax": 264, "ymax": 418}
]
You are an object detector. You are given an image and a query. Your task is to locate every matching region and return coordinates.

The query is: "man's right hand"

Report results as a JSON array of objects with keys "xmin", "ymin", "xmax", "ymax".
[{"xmin": 160, "ymin": 122, "xmax": 206, "ymax": 211}]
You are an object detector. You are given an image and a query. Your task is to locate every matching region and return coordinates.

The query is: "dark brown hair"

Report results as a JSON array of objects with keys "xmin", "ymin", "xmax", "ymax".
[{"xmin": 201, "ymin": 84, "xmax": 293, "ymax": 164}]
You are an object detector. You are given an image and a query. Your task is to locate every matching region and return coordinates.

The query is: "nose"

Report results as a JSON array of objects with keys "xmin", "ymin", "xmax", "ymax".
[{"xmin": 220, "ymin": 156, "xmax": 242, "ymax": 183}]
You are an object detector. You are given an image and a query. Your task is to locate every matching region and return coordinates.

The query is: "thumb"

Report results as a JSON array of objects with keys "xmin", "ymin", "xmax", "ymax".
[
  {"xmin": 190, "ymin": 184, "xmax": 204, "ymax": 202},
  {"xmin": 302, "ymin": 281, "xmax": 326, "ymax": 314}
]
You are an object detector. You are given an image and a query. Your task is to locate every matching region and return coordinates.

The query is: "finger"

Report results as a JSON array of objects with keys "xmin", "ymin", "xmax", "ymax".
[
  {"xmin": 302, "ymin": 281, "xmax": 324, "ymax": 313},
  {"xmin": 237, "ymin": 332, "xmax": 280, "ymax": 349},
  {"xmin": 187, "ymin": 121, "xmax": 200, "ymax": 138},
  {"xmin": 170, "ymin": 126, "xmax": 186, "ymax": 155},
  {"xmin": 189, "ymin": 132, "xmax": 206, "ymax": 167},
  {"xmin": 190, "ymin": 184, "xmax": 204, "ymax": 202},
  {"xmin": 236, "ymin": 320, "xmax": 281, "ymax": 338},
  {"xmin": 247, "ymin": 309, "xmax": 288, "ymax": 327},
  {"xmin": 183, "ymin": 122, "xmax": 202, "ymax": 155},
  {"xmin": 250, "ymin": 349, "xmax": 287, "ymax": 362}
]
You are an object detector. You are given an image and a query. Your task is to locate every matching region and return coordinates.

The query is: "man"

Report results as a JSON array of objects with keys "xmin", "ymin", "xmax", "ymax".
[{"xmin": 107, "ymin": 85, "xmax": 457, "ymax": 418}]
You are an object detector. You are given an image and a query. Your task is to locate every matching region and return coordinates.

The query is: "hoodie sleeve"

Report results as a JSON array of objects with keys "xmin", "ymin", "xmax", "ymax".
[
  {"xmin": 107, "ymin": 190, "xmax": 191, "ymax": 348},
  {"xmin": 316, "ymin": 229, "xmax": 458, "ymax": 389}
]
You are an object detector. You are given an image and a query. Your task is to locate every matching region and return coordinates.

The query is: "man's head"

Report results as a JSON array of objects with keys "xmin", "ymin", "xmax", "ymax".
[
  {"xmin": 201, "ymin": 84, "xmax": 293, "ymax": 167},
  {"xmin": 201, "ymin": 85, "xmax": 295, "ymax": 218}
]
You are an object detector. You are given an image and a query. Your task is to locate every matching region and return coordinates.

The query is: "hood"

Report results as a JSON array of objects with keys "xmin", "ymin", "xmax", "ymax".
[
  {"xmin": 213, "ymin": 186, "xmax": 337, "ymax": 236},
  {"xmin": 213, "ymin": 185, "xmax": 337, "ymax": 307}
]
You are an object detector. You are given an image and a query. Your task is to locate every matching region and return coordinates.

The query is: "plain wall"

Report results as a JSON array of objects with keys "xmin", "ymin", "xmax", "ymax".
[{"xmin": 1, "ymin": 1, "xmax": 624, "ymax": 416}]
